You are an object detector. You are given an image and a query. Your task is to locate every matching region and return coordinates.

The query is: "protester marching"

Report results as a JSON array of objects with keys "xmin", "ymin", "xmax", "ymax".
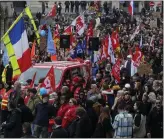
[{"xmin": 0, "ymin": 1, "xmax": 163, "ymax": 138}]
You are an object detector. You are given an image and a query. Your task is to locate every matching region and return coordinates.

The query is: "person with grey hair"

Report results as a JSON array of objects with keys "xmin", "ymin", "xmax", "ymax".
[
  {"xmin": 8, "ymin": 81, "xmax": 22, "ymax": 108},
  {"xmin": 112, "ymin": 90, "xmax": 124, "ymax": 111},
  {"xmin": 87, "ymin": 84, "xmax": 101, "ymax": 100}
]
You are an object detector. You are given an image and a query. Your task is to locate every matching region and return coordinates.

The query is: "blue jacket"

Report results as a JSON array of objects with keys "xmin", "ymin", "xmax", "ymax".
[{"xmin": 33, "ymin": 102, "xmax": 55, "ymax": 127}]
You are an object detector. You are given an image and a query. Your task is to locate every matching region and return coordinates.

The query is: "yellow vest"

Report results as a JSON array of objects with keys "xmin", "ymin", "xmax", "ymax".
[{"xmin": 2, "ymin": 64, "xmax": 9, "ymax": 84}]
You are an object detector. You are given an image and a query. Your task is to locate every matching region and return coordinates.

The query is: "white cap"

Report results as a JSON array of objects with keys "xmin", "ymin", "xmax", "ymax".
[
  {"xmin": 127, "ymin": 55, "xmax": 132, "ymax": 59},
  {"xmin": 125, "ymin": 84, "xmax": 131, "ymax": 88}
]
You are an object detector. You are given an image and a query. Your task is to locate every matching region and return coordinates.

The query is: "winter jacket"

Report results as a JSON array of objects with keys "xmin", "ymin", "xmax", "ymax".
[
  {"xmin": 62, "ymin": 105, "xmax": 78, "ymax": 128},
  {"xmin": 147, "ymin": 107, "xmax": 163, "ymax": 138},
  {"xmin": 33, "ymin": 102, "xmax": 55, "ymax": 127},
  {"xmin": 74, "ymin": 114, "xmax": 92, "ymax": 138},
  {"xmin": 9, "ymin": 90, "xmax": 21, "ymax": 107},
  {"xmin": 18, "ymin": 104, "xmax": 33, "ymax": 123},
  {"xmin": 27, "ymin": 95, "xmax": 41, "ymax": 115},
  {"xmin": 85, "ymin": 100, "xmax": 98, "ymax": 135},
  {"xmin": 50, "ymin": 125, "xmax": 69, "ymax": 138},
  {"xmin": 3, "ymin": 108, "xmax": 22, "ymax": 138},
  {"xmin": 57, "ymin": 103, "xmax": 70, "ymax": 119}
]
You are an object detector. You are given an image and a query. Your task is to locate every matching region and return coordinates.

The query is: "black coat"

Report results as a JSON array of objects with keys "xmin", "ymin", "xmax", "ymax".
[
  {"xmin": 19, "ymin": 105, "xmax": 33, "ymax": 123},
  {"xmin": 3, "ymin": 108, "xmax": 22, "ymax": 138},
  {"xmin": 86, "ymin": 100, "xmax": 98, "ymax": 135},
  {"xmin": 74, "ymin": 114, "xmax": 92, "ymax": 138},
  {"xmin": 50, "ymin": 126, "xmax": 69, "ymax": 138},
  {"xmin": 147, "ymin": 107, "xmax": 163, "ymax": 138}
]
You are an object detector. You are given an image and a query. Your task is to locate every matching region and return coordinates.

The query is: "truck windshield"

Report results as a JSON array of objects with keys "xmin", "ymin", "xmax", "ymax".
[{"xmin": 19, "ymin": 67, "xmax": 63, "ymax": 86}]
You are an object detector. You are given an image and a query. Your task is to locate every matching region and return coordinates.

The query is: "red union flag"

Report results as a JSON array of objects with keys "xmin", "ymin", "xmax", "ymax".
[
  {"xmin": 63, "ymin": 25, "xmax": 72, "ymax": 35},
  {"xmin": 111, "ymin": 59, "xmax": 120, "ymax": 83},
  {"xmin": 132, "ymin": 48, "xmax": 143, "ymax": 67},
  {"xmin": 41, "ymin": 66, "xmax": 55, "ymax": 93},
  {"xmin": 111, "ymin": 31, "xmax": 119, "ymax": 51},
  {"xmin": 76, "ymin": 15, "xmax": 85, "ymax": 36},
  {"xmin": 47, "ymin": 4, "xmax": 56, "ymax": 17}
]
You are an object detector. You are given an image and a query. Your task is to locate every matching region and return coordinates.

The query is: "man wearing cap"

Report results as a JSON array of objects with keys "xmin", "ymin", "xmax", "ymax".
[
  {"xmin": 124, "ymin": 55, "xmax": 132, "ymax": 77},
  {"xmin": 27, "ymin": 88, "xmax": 41, "ymax": 116}
]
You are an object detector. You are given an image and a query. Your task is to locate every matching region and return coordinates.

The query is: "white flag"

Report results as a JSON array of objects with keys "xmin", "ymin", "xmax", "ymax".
[
  {"xmin": 108, "ymin": 35, "xmax": 115, "ymax": 64},
  {"xmin": 130, "ymin": 24, "xmax": 140, "ymax": 41}
]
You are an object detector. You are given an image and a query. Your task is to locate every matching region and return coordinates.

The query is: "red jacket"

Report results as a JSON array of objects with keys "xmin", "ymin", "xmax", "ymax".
[
  {"xmin": 57, "ymin": 103, "xmax": 70, "ymax": 119},
  {"xmin": 62, "ymin": 105, "xmax": 78, "ymax": 128}
]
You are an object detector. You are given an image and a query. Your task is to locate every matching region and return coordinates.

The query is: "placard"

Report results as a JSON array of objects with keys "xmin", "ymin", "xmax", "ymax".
[{"xmin": 137, "ymin": 63, "xmax": 152, "ymax": 75}]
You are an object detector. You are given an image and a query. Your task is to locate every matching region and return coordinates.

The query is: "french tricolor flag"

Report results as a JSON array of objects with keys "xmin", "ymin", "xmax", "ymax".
[
  {"xmin": 128, "ymin": 0, "xmax": 134, "ymax": 16},
  {"xmin": 8, "ymin": 18, "xmax": 31, "ymax": 73}
]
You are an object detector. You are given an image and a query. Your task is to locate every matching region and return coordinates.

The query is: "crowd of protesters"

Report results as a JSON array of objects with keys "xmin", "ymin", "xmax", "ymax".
[{"xmin": 0, "ymin": 1, "xmax": 163, "ymax": 138}]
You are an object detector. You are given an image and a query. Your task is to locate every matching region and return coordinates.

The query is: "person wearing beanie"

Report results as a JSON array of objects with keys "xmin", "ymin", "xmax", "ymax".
[
  {"xmin": 27, "ymin": 88, "xmax": 41, "ymax": 116},
  {"xmin": 32, "ymin": 88, "xmax": 55, "ymax": 138}
]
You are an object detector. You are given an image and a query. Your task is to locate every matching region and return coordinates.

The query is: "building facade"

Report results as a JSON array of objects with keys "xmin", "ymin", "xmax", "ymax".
[{"xmin": 0, "ymin": 2, "xmax": 14, "ymax": 51}]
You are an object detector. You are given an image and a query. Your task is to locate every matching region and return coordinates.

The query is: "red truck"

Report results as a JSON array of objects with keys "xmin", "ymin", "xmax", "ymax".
[{"xmin": 19, "ymin": 60, "xmax": 92, "ymax": 93}]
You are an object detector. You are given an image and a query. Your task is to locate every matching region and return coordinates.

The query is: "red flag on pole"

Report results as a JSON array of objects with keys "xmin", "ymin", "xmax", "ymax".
[
  {"xmin": 128, "ymin": 0, "xmax": 134, "ymax": 16},
  {"xmin": 40, "ymin": 66, "xmax": 56, "ymax": 93},
  {"xmin": 47, "ymin": 4, "xmax": 57, "ymax": 17},
  {"xmin": 30, "ymin": 72, "xmax": 37, "ymax": 88},
  {"xmin": 111, "ymin": 31, "xmax": 120, "ymax": 51},
  {"xmin": 111, "ymin": 59, "xmax": 120, "ymax": 83},
  {"xmin": 132, "ymin": 47, "xmax": 143, "ymax": 67}
]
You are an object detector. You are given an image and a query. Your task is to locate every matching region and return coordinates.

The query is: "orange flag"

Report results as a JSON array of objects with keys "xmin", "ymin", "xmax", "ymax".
[
  {"xmin": 51, "ymin": 40, "xmax": 57, "ymax": 61},
  {"xmin": 51, "ymin": 55, "xmax": 57, "ymax": 61},
  {"xmin": 31, "ymin": 40, "xmax": 36, "ymax": 59}
]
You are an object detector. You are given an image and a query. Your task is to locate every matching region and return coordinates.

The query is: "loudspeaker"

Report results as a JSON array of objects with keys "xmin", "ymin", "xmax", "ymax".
[
  {"xmin": 60, "ymin": 35, "xmax": 70, "ymax": 48},
  {"xmin": 89, "ymin": 37, "xmax": 99, "ymax": 51}
]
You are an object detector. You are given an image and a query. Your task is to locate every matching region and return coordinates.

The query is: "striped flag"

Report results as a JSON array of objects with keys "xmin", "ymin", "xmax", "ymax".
[{"xmin": 2, "ymin": 14, "xmax": 31, "ymax": 78}]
